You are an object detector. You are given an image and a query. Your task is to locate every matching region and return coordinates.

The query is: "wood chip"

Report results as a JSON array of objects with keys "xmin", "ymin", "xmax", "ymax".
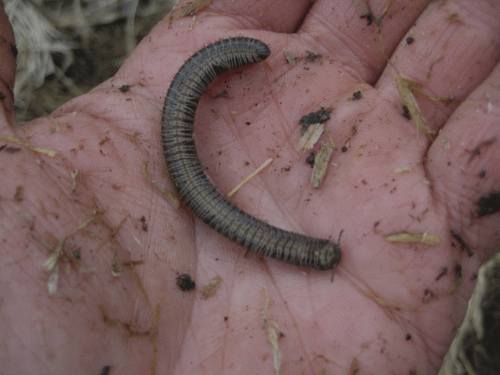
[
  {"xmin": 310, "ymin": 143, "xmax": 333, "ymax": 188},
  {"xmin": 200, "ymin": 276, "xmax": 222, "ymax": 299},
  {"xmin": 283, "ymin": 49, "xmax": 296, "ymax": 66},
  {"xmin": 297, "ymin": 123, "xmax": 324, "ymax": 150}
]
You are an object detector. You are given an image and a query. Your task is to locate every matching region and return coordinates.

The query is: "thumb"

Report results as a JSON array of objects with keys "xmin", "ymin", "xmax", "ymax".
[{"xmin": 0, "ymin": 2, "xmax": 17, "ymax": 126}]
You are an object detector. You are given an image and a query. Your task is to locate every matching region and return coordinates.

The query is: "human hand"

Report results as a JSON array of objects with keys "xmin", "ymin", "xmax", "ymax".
[{"xmin": 1, "ymin": 0, "xmax": 499, "ymax": 374}]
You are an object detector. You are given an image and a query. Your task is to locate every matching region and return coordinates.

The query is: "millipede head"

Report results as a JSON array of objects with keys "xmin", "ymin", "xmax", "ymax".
[
  {"xmin": 254, "ymin": 42, "xmax": 271, "ymax": 60},
  {"xmin": 315, "ymin": 240, "xmax": 342, "ymax": 270}
]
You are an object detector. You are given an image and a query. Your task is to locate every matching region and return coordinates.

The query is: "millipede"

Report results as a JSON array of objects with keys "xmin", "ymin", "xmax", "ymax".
[{"xmin": 161, "ymin": 37, "xmax": 341, "ymax": 271}]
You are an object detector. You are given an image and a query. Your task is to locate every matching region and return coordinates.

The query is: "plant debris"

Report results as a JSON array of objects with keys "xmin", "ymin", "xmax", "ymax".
[
  {"xmin": 395, "ymin": 77, "xmax": 433, "ymax": 139},
  {"xmin": 200, "ymin": 276, "xmax": 222, "ymax": 299},
  {"xmin": 297, "ymin": 123, "xmax": 324, "ymax": 150},
  {"xmin": 142, "ymin": 161, "xmax": 180, "ymax": 209},
  {"xmin": 174, "ymin": 0, "xmax": 212, "ymax": 17},
  {"xmin": 306, "ymin": 51, "xmax": 322, "ymax": 61},
  {"xmin": 227, "ymin": 158, "xmax": 273, "ymax": 198},
  {"xmin": 297, "ymin": 107, "xmax": 333, "ymax": 151},
  {"xmin": 438, "ymin": 249, "xmax": 500, "ymax": 375},
  {"xmin": 395, "ymin": 77, "xmax": 453, "ymax": 140},
  {"xmin": 41, "ymin": 215, "xmax": 97, "ymax": 295},
  {"xmin": 394, "ymin": 166, "xmax": 411, "ymax": 174},
  {"xmin": 283, "ymin": 49, "xmax": 296, "ymax": 66},
  {"xmin": 363, "ymin": 290, "xmax": 420, "ymax": 312},
  {"xmin": 299, "ymin": 107, "xmax": 332, "ymax": 132},
  {"xmin": 262, "ymin": 289, "xmax": 282, "ymax": 375},
  {"xmin": 451, "ymin": 228, "xmax": 474, "ymax": 257},
  {"xmin": 382, "ymin": 230, "xmax": 441, "ymax": 245},
  {"xmin": 3, "ymin": 135, "xmax": 58, "ymax": 157},
  {"xmin": 310, "ymin": 143, "xmax": 333, "ymax": 188}
]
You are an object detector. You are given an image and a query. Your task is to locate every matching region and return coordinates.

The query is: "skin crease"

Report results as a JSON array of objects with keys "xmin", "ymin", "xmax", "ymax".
[{"xmin": 0, "ymin": 0, "xmax": 499, "ymax": 374}]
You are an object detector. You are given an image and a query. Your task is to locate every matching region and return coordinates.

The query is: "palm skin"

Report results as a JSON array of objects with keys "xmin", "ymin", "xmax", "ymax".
[{"xmin": 1, "ymin": 0, "xmax": 499, "ymax": 374}]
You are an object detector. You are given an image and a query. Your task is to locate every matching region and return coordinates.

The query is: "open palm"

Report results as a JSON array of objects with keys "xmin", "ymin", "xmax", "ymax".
[{"xmin": 1, "ymin": 0, "xmax": 499, "ymax": 374}]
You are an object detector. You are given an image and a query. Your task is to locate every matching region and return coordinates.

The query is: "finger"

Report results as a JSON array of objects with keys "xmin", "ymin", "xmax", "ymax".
[
  {"xmin": 170, "ymin": 0, "xmax": 312, "ymax": 34},
  {"xmin": 0, "ymin": 2, "xmax": 17, "ymax": 127},
  {"xmin": 376, "ymin": 1, "xmax": 500, "ymax": 138},
  {"xmin": 297, "ymin": 0, "xmax": 433, "ymax": 83},
  {"xmin": 106, "ymin": 0, "xmax": 312, "ymax": 127},
  {"xmin": 427, "ymin": 61, "xmax": 500, "ymax": 262}
]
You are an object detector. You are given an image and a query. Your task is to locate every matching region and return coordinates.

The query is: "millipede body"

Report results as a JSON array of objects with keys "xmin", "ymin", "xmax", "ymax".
[{"xmin": 161, "ymin": 37, "xmax": 341, "ymax": 270}]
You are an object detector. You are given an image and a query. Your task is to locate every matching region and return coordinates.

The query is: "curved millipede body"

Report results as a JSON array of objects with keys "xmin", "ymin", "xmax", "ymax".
[{"xmin": 162, "ymin": 37, "xmax": 341, "ymax": 270}]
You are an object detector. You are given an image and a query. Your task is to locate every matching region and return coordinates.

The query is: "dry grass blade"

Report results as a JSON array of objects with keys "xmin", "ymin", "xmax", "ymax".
[
  {"xmin": 395, "ymin": 77, "xmax": 434, "ymax": 140},
  {"xmin": 142, "ymin": 161, "xmax": 180, "ymax": 209},
  {"xmin": 227, "ymin": 158, "xmax": 273, "ymax": 198},
  {"xmin": 382, "ymin": 230, "xmax": 441, "ymax": 245},
  {"xmin": 3, "ymin": 135, "xmax": 58, "ymax": 157},
  {"xmin": 262, "ymin": 291, "xmax": 282, "ymax": 375}
]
